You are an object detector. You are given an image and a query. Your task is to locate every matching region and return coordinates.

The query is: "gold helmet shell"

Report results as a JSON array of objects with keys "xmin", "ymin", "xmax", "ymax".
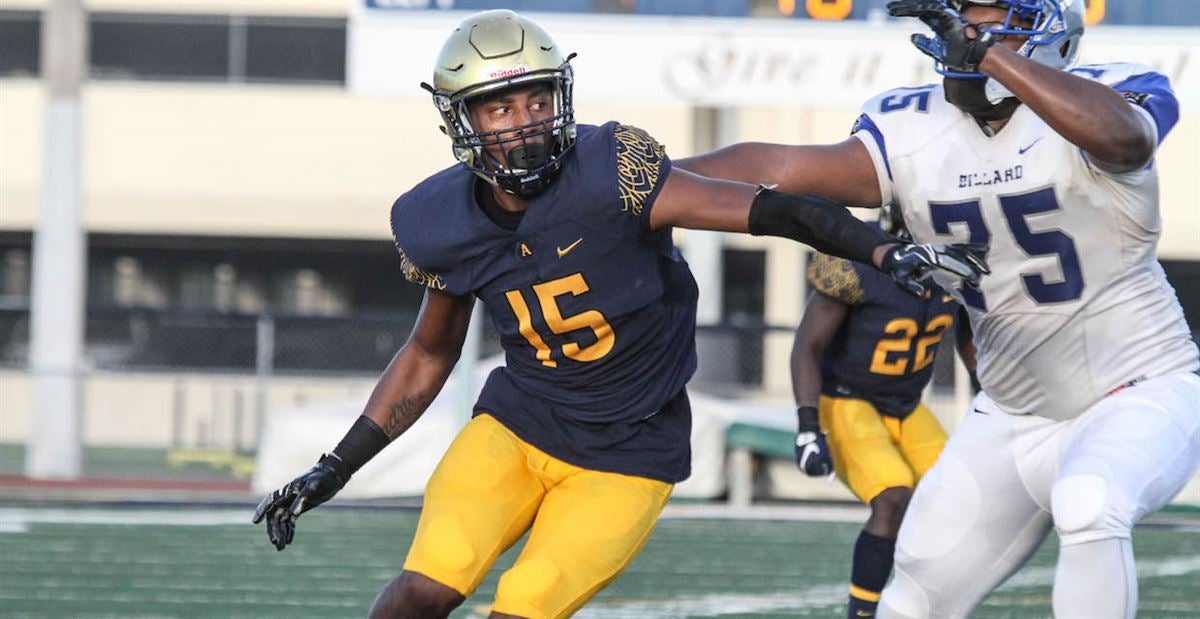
[{"xmin": 422, "ymin": 10, "xmax": 577, "ymax": 197}]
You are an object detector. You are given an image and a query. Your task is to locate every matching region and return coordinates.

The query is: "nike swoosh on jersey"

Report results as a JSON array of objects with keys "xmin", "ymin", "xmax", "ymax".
[
  {"xmin": 556, "ymin": 238, "xmax": 583, "ymax": 258},
  {"xmin": 1019, "ymin": 137, "xmax": 1043, "ymax": 155}
]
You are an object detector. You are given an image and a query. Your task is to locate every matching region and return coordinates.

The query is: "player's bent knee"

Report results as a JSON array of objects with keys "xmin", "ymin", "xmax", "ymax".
[
  {"xmin": 878, "ymin": 565, "xmax": 930, "ymax": 619},
  {"xmin": 494, "ymin": 556, "xmax": 564, "ymax": 611},
  {"xmin": 873, "ymin": 487, "xmax": 912, "ymax": 517},
  {"xmin": 415, "ymin": 513, "xmax": 479, "ymax": 576},
  {"xmin": 868, "ymin": 487, "xmax": 912, "ymax": 538},
  {"xmin": 1051, "ymin": 474, "xmax": 1125, "ymax": 545},
  {"xmin": 370, "ymin": 571, "xmax": 465, "ymax": 619}
]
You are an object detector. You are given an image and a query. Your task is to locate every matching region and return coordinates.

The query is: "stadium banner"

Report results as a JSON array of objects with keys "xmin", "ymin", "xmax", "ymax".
[{"xmin": 349, "ymin": 7, "xmax": 1200, "ymax": 109}]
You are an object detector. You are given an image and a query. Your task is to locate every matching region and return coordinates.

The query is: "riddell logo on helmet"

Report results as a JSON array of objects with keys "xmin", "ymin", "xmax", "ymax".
[{"xmin": 489, "ymin": 65, "xmax": 528, "ymax": 79}]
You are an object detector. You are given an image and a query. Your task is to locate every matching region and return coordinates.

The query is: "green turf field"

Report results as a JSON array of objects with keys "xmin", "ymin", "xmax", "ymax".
[{"xmin": 1, "ymin": 505, "xmax": 1197, "ymax": 618}]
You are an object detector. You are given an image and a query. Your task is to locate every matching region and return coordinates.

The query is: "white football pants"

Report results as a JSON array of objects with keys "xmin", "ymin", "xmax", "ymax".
[{"xmin": 878, "ymin": 372, "xmax": 1200, "ymax": 619}]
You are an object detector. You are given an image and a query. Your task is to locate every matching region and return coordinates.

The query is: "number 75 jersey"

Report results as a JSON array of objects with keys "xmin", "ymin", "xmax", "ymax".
[{"xmin": 852, "ymin": 63, "xmax": 1199, "ymax": 421}]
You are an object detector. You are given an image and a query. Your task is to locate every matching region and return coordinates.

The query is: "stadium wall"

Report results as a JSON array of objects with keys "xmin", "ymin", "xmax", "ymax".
[{"xmin": 0, "ymin": 9, "xmax": 1196, "ymax": 471}]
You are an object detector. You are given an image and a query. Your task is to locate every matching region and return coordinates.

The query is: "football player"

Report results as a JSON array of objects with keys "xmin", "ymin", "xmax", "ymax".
[
  {"xmin": 250, "ymin": 10, "xmax": 985, "ymax": 619},
  {"xmin": 676, "ymin": 1, "xmax": 1200, "ymax": 617},
  {"xmin": 792, "ymin": 207, "xmax": 972, "ymax": 618}
]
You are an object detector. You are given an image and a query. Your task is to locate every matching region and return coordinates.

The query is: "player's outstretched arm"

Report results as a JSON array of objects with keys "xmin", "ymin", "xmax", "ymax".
[
  {"xmin": 252, "ymin": 289, "xmax": 473, "ymax": 551},
  {"xmin": 790, "ymin": 292, "xmax": 847, "ymax": 477},
  {"xmin": 887, "ymin": 0, "xmax": 1157, "ymax": 173},
  {"xmin": 647, "ymin": 169, "xmax": 988, "ymax": 296},
  {"xmin": 673, "ymin": 138, "xmax": 883, "ymax": 207}
]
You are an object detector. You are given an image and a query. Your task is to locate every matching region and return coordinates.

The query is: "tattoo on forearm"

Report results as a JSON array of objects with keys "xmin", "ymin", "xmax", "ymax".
[{"xmin": 382, "ymin": 391, "xmax": 435, "ymax": 438}]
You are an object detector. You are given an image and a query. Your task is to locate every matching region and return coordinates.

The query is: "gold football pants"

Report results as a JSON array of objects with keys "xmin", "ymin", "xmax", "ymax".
[
  {"xmin": 402, "ymin": 413, "xmax": 672, "ymax": 618},
  {"xmin": 819, "ymin": 396, "xmax": 948, "ymax": 503}
]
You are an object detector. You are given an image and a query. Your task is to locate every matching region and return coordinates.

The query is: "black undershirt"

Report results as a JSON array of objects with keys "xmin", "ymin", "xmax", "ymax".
[{"xmin": 475, "ymin": 178, "xmax": 524, "ymax": 231}]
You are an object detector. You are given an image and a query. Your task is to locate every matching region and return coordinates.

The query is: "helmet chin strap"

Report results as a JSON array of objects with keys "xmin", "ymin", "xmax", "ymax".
[{"xmin": 944, "ymin": 77, "xmax": 1021, "ymax": 124}]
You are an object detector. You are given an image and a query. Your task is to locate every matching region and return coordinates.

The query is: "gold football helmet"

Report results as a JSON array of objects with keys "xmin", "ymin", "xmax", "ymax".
[{"xmin": 422, "ymin": 10, "xmax": 576, "ymax": 197}]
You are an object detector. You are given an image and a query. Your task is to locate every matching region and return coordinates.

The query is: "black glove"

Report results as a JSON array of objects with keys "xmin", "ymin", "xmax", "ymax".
[
  {"xmin": 888, "ymin": 0, "xmax": 998, "ymax": 73},
  {"xmin": 881, "ymin": 243, "xmax": 989, "ymax": 297},
  {"xmin": 251, "ymin": 454, "xmax": 349, "ymax": 551},
  {"xmin": 794, "ymin": 406, "xmax": 833, "ymax": 477}
]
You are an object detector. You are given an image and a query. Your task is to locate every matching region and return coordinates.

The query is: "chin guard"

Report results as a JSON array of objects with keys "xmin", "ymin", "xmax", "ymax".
[
  {"xmin": 505, "ymin": 142, "xmax": 550, "ymax": 171},
  {"xmin": 944, "ymin": 77, "xmax": 1020, "ymax": 122}
]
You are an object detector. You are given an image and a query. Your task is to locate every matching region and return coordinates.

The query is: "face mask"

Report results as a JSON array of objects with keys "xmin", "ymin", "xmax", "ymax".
[{"xmin": 944, "ymin": 77, "xmax": 1021, "ymax": 123}]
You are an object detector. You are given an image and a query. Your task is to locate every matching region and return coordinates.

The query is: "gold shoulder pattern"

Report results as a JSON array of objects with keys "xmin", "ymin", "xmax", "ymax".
[
  {"xmin": 807, "ymin": 252, "xmax": 864, "ymax": 305},
  {"xmin": 397, "ymin": 247, "xmax": 446, "ymax": 291},
  {"xmin": 614, "ymin": 124, "xmax": 667, "ymax": 217}
]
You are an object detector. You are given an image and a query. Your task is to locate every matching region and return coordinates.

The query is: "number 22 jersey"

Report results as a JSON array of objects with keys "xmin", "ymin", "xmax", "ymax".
[
  {"xmin": 390, "ymin": 122, "xmax": 698, "ymax": 483},
  {"xmin": 852, "ymin": 63, "xmax": 1199, "ymax": 421}
]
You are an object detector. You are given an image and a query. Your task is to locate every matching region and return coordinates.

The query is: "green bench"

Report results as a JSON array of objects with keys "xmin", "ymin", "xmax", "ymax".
[{"xmin": 724, "ymin": 422, "xmax": 794, "ymax": 506}]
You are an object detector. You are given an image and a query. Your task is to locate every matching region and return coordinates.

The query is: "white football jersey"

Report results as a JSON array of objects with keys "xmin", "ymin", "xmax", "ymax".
[{"xmin": 853, "ymin": 63, "xmax": 1199, "ymax": 420}]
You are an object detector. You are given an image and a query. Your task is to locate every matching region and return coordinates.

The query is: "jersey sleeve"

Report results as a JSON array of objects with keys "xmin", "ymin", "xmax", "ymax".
[
  {"xmin": 612, "ymin": 124, "xmax": 673, "ymax": 230},
  {"xmin": 1107, "ymin": 68, "xmax": 1178, "ymax": 145},
  {"xmin": 851, "ymin": 86, "xmax": 943, "ymax": 208},
  {"xmin": 850, "ymin": 112, "xmax": 896, "ymax": 207},
  {"xmin": 1072, "ymin": 63, "xmax": 1180, "ymax": 144},
  {"xmin": 390, "ymin": 192, "xmax": 469, "ymax": 296},
  {"xmin": 807, "ymin": 252, "xmax": 866, "ymax": 305}
]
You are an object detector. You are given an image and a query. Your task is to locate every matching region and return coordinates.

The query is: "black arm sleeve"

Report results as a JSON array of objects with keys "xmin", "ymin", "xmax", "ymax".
[
  {"xmin": 748, "ymin": 188, "xmax": 893, "ymax": 266},
  {"xmin": 331, "ymin": 415, "xmax": 391, "ymax": 478}
]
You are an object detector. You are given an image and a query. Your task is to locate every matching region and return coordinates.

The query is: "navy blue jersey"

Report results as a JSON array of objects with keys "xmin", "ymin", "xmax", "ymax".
[
  {"xmin": 391, "ymin": 122, "xmax": 697, "ymax": 483},
  {"xmin": 809, "ymin": 253, "xmax": 959, "ymax": 418}
]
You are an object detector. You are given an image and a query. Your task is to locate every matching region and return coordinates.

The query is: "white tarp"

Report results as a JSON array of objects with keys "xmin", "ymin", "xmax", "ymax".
[{"xmin": 349, "ymin": 8, "xmax": 1200, "ymax": 109}]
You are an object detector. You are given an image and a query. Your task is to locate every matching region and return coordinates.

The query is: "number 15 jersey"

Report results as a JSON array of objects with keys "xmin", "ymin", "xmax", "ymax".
[
  {"xmin": 390, "ymin": 122, "xmax": 698, "ymax": 483},
  {"xmin": 853, "ymin": 63, "xmax": 1199, "ymax": 421}
]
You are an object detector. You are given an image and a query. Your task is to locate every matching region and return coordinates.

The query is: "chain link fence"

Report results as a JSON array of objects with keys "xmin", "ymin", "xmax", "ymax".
[
  {"xmin": 0, "ymin": 305, "xmax": 972, "ymax": 476},
  {"xmin": 0, "ymin": 306, "xmax": 790, "ymax": 385}
]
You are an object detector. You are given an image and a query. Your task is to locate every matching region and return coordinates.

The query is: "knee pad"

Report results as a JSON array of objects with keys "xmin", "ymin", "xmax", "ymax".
[
  {"xmin": 418, "ymin": 514, "xmax": 478, "ymax": 575},
  {"xmin": 495, "ymin": 556, "xmax": 563, "ymax": 606},
  {"xmin": 1052, "ymin": 474, "xmax": 1126, "ymax": 545}
]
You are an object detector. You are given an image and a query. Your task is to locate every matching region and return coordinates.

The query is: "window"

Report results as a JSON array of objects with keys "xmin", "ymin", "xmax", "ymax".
[
  {"xmin": 245, "ymin": 17, "xmax": 345, "ymax": 83},
  {"xmin": 90, "ymin": 13, "xmax": 229, "ymax": 80},
  {"xmin": 723, "ymin": 248, "xmax": 766, "ymax": 325},
  {"xmin": 0, "ymin": 11, "xmax": 39, "ymax": 77},
  {"xmin": 87, "ymin": 12, "xmax": 345, "ymax": 84}
]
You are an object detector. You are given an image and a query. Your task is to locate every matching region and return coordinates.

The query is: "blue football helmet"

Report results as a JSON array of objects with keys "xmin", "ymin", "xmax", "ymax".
[{"xmin": 939, "ymin": 0, "xmax": 1085, "ymax": 99}]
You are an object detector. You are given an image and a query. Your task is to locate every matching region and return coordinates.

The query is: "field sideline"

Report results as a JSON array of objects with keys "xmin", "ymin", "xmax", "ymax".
[{"xmin": 1, "ymin": 504, "xmax": 1197, "ymax": 618}]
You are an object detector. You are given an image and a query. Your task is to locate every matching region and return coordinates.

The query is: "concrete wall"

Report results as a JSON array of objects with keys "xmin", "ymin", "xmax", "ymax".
[
  {"xmin": 2, "ymin": 79, "xmax": 1197, "ymax": 398},
  {"xmin": 3, "ymin": 81, "xmax": 1196, "ymax": 256},
  {"xmin": 0, "ymin": 369, "xmax": 376, "ymax": 448}
]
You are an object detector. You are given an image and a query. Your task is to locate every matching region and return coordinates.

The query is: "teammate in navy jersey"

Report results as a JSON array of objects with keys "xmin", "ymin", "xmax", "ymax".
[
  {"xmin": 676, "ymin": 1, "xmax": 1199, "ymax": 616},
  {"xmin": 251, "ymin": 10, "xmax": 986, "ymax": 618},
  {"xmin": 792, "ymin": 209, "xmax": 971, "ymax": 618}
]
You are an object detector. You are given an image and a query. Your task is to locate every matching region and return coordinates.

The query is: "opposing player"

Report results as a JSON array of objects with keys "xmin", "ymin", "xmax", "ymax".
[
  {"xmin": 792, "ymin": 208, "xmax": 971, "ymax": 618},
  {"xmin": 676, "ymin": 1, "xmax": 1200, "ymax": 616},
  {"xmin": 250, "ymin": 10, "xmax": 985, "ymax": 618}
]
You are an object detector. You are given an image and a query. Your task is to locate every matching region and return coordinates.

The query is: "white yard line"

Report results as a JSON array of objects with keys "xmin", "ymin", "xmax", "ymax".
[
  {"xmin": 660, "ymin": 502, "xmax": 870, "ymax": 522},
  {"xmin": 0, "ymin": 507, "xmax": 251, "ymax": 530}
]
